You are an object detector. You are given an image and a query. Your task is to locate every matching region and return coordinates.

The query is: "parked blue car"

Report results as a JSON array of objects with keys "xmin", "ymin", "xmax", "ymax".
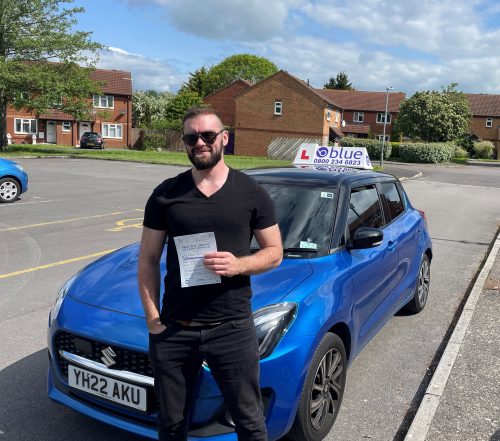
[
  {"xmin": 0, "ymin": 157, "xmax": 28, "ymax": 203},
  {"xmin": 47, "ymin": 167, "xmax": 432, "ymax": 441}
]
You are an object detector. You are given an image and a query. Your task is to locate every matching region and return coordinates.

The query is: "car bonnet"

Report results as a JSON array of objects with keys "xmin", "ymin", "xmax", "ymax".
[{"xmin": 66, "ymin": 243, "xmax": 313, "ymax": 316}]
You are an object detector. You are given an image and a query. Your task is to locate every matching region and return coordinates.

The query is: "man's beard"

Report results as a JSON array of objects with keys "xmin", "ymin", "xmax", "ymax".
[{"xmin": 187, "ymin": 144, "xmax": 223, "ymax": 170}]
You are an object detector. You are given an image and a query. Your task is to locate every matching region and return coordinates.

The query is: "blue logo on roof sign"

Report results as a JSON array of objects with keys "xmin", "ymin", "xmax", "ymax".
[{"xmin": 293, "ymin": 144, "xmax": 373, "ymax": 170}]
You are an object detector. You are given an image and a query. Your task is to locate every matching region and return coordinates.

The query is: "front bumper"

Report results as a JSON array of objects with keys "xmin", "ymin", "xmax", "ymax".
[{"xmin": 47, "ymin": 296, "xmax": 314, "ymax": 440}]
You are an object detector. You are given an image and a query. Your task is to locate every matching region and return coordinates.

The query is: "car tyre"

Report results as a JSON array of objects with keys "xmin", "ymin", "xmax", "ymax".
[
  {"xmin": 0, "ymin": 177, "xmax": 20, "ymax": 203},
  {"xmin": 288, "ymin": 333, "xmax": 347, "ymax": 441},
  {"xmin": 403, "ymin": 254, "xmax": 430, "ymax": 314}
]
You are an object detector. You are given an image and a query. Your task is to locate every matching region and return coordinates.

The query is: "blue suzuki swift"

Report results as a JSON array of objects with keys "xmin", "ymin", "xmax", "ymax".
[{"xmin": 48, "ymin": 166, "xmax": 432, "ymax": 441}]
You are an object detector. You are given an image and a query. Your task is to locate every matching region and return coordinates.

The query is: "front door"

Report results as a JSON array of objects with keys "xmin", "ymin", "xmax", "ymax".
[
  {"xmin": 46, "ymin": 121, "xmax": 56, "ymax": 144},
  {"xmin": 79, "ymin": 122, "xmax": 91, "ymax": 140}
]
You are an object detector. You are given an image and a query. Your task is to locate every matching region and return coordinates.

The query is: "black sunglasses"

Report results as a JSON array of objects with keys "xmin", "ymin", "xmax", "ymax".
[{"xmin": 182, "ymin": 129, "xmax": 225, "ymax": 147}]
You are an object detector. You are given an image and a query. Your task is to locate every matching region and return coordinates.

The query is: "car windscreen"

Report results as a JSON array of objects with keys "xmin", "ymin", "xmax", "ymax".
[{"xmin": 253, "ymin": 183, "xmax": 337, "ymax": 257}]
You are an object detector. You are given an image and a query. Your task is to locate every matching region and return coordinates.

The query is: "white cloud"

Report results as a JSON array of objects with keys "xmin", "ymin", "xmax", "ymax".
[
  {"xmin": 301, "ymin": 0, "xmax": 499, "ymax": 59},
  {"xmin": 255, "ymin": 34, "xmax": 500, "ymax": 95},
  {"xmin": 126, "ymin": 0, "xmax": 300, "ymax": 41},
  {"xmin": 114, "ymin": 0, "xmax": 500, "ymax": 94},
  {"xmin": 97, "ymin": 47, "xmax": 184, "ymax": 92}
]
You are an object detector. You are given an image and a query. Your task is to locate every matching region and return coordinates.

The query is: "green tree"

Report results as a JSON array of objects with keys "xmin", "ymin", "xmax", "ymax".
[
  {"xmin": 132, "ymin": 90, "xmax": 174, "ymax": 128},
  {"xmin": 394, "ymin": 83, "xmax": 471, "ymax": 142},
  {"xmin": 0, "ymin": 0, "xmax": 102, "ymax": 149},
  {"xmin": 179, "ymin": 67, "xmax": 208, "ymax": 97},
  {"xmin": 203, "ymin": 54, "xmax": 278, "ymax": 96},
  {"xmin": 323, "ymin": 72, "xmax": 354, "ymax": 90},
  {"xmin": 153, "ymin": 91, "xmax": 204, "ymax": 130}
]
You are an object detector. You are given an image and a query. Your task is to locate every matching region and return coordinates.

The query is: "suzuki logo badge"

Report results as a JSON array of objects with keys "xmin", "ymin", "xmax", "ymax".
[{"xmin": 101, "ymin": 347, "xmax": 117, "ymax": 368}]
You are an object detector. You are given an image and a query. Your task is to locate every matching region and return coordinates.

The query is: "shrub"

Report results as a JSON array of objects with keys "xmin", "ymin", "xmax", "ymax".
[
  {"xmin": 390, "ymin": 142, "xmax": 400, "ymax": 159},
  {"xmin": 455, "ymin": 135, "xmax": 474, "ymax": 156},
  {"xmin": 399, "ymin": 142, "xmax": 455, "ymax": 163},
  {"xmin": 142, "ymin": 133, "xmax": 166, "ymax": 151},
  {"xmin": 340, "ymin": 137, "xmax": 391, "ymax": 160},
  {"xmin": 453, "ymin": 146, "xmax": 469, "ymax": 158},
  {"xmin": 473, "ymin": 141, "xmax": 494, "ymax": 159}
]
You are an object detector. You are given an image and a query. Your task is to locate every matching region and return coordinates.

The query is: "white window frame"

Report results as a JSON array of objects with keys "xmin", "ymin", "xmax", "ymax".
[
  {"xmin": 62, "ymin": 121, "xmax": 71, "ymax": 132},
  {"xmin": 93, "ymin": 95, "xmax": 114, "ymax": 109},
  {"xmin": 377, "ymin": 135, "xmax": 390, "ymax": 142},
  {"xmin": 274, "ymin": 101, "xmax": 282, "ymax": 116},
  {"xmin": 102, "ymin": 123, "xmax": 123, "ymax": 139},
  {"xmin": 353, "ymin": 112, "xmax": 364, "ymax": 123},
  {"xmin": 377, "ymin": 112, "xmax": 392, "ymax": 124},
  {"xmin": 14, "ymin": 118, "xmax": 37, "ymax": 134},
  {"xmin": 486, "ymin": 117, "xmax": 493, "ymax": 128}
]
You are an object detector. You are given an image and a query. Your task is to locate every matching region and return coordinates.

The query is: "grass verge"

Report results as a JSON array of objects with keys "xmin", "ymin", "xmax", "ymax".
[{"xmin": 2, "ymin": 144, "xmax": 292, "ymax": 169}]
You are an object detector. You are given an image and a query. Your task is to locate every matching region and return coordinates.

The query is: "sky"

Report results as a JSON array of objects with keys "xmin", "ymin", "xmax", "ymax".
[{"xmin": 71, "ymin": 0, "xmax": 500, "ymax": 97}]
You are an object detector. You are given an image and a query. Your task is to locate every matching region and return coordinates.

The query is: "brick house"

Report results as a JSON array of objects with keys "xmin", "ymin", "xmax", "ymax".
[
  {"xmin": 233, "ymin": 70, "xmax": 405, "ymax": 157},
  {"xmin": 466, "ymin": 94, "xmax": 500, "ymax": 157},
  {"xmin": 234, "ymin": 71, "xmax": 344, "ymax": 156},
  {"xmin": 204, "ymin": 78, "xmax": 253, "ymax": 127},
  {"xmin": 316, "ymin": 89, "xmax": 406, "ymax": 141},
  {"xmin": 8, "ymin": 68, "xmax": 133, "ymax": 148}
]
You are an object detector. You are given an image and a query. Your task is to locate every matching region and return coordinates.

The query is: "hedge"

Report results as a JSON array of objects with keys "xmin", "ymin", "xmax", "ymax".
[
  {"xmin": 473, "ymin": 141, "xmax": 494, "ymax": 159},
  {"xmin": 339, "ymin": 137, "xmax": 391, "ymax": 160},
  {"xmin": 399, "ymin": 142, "xmax": 455, "ymax": 163}
]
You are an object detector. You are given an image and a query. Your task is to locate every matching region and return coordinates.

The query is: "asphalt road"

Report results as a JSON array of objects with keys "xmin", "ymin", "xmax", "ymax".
[{"xmin": 1, "ymin": 158, "xmax": 499, "ymax": 441}]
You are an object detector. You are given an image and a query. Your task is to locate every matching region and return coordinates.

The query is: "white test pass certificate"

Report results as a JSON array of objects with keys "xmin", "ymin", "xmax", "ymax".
[{"xmin": 173, "ymin": 232, "xmax": 221, "ymax": 288}]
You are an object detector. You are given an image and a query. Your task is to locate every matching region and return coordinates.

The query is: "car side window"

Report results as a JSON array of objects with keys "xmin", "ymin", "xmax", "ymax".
[
  {"xmin": 380, "ymin": 182, "xmax": 404, "ymax": 221},
  {"xmin": 347, "ymin": 185, "xmax": 384, "ymax": 236}
]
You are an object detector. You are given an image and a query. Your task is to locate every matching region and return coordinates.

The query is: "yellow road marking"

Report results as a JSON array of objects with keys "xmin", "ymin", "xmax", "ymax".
[
  {"xmin": 0, "ymin": 211, "xmax": 125, "ymax": 232},
  {"xmin": 108, "ymin": 217, "xmax": 143, "ymax": 232},
  {"xmin": 0, "ymin": 249, "xmax": 117, "ymax": 279}
]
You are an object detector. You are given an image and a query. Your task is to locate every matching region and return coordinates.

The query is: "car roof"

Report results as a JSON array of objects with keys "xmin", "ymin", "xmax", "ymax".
[{"xmin": 244, "ymin": 166, "xmax": 397, "ymax": 187}]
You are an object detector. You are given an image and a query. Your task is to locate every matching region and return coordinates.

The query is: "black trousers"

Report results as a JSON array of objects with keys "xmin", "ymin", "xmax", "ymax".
[{"xmin": 149, "ymin": 317, "xmax": 268, "ymax": 441}]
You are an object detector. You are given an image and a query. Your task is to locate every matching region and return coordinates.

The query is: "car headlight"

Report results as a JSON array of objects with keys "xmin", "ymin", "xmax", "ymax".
[
  {"xmin": 253, "ymin": 303, "xmax": 297, "ymax": 359},
  {"xmin": 14, "ymin": 164, "xmax": 24, "ymax": 172},
  {"xmin": 50, "ymin": 275, "xmax": 77, "ymax": 322}
]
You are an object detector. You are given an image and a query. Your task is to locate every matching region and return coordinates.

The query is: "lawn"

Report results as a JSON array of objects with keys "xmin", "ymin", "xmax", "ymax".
[{"xmin": 2, "ymin": 144, "xmax": 292, "ymax": 169}]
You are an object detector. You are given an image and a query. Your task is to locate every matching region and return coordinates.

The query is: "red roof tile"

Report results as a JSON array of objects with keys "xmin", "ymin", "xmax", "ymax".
[
  {"xmin": 91, "ymin": 69, "xmax": 133, "ymax": 96},
  {"xmin": 315, "ymin": 89, "xmax": 405, "ymax": 113},
  {"xmin": 465, "ymin": 94, "xmax": 500, "ymax": 117}
]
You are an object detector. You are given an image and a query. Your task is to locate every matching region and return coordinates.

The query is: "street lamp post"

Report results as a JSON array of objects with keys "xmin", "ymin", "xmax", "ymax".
[{"xmin": 380, "ymin": 86, "xmax": 393, "ymax": 168}]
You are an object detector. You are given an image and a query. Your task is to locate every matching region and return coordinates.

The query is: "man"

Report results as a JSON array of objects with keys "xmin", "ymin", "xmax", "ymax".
[{"xmin": 138, "ymin": 106, "xmax": 282, "ymax": 441}]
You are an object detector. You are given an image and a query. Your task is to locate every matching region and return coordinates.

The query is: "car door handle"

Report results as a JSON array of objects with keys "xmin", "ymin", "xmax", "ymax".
[{"xmin": 387, "ymin": 241, "xmax": 396, "ymax": 251}]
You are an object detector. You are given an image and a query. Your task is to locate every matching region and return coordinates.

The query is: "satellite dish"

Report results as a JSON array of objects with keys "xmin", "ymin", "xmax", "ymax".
[{"xmin": 341, "ymin": 120, "xmax": 346, "ymax": 127}]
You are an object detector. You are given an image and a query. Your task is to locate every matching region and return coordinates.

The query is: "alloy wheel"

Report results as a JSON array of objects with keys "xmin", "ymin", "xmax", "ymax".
[{"xmin": 310, "ymin": 348, "xmax": 344, "ymax": 431}]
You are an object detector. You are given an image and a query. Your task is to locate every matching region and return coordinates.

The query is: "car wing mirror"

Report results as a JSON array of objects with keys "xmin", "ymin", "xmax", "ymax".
[{"xmin": 348, "ymin": 227, "xmax": 383, "ymax": 250}]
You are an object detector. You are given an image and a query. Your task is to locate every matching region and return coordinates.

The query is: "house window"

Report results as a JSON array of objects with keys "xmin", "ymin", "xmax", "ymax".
[
  {"xmin": 353, "ymin": 112, "xmax": 364, "ymax": 123},
  {"xmin": 93, "ymin": 95, "xmax": 114, "ymax": 109},
  {"xmin": 377, "ymin": 135, "xmax": 390, "ymax": 142},
  {"xmin": 102, "ymin": 123, "xmax": 122, "ymax": 139},
  {"xmin": 62, "ymin": 121, "xmax": 71, "ymax": 132},
  {"xmin": 335, "ymin": 112, "xmax": 340, "ymax": 123},
  {"xmin": 486, "ymin": 118, "xmax": 493, "ymax": 128},
  {"xmin": 274, "ymin": 101, "xmax": 282, "ymax": 115},
  {"xmin": 377, "ymin": 112, "xmax": 391, "ymax": 124},
  {"xmin": 14, "ymin": 118, "xmax": 37, "ymax": 134}
]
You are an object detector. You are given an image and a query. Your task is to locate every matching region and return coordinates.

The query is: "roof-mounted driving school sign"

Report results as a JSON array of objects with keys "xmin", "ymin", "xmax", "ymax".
[{"xmin": 293, "ymin": 143, "xmax": 373, "ymax": 170}]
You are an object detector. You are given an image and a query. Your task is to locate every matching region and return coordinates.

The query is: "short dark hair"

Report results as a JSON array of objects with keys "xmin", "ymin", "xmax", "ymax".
[{"xmin": 182, "ymin": 106, "xmax": 224, "ymax": 132}]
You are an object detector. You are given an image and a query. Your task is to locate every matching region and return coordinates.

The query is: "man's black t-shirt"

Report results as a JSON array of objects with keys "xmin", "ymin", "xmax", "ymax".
[{"xmin": 143, "ymin": 168, "xmax": 277, "ymax": 323}]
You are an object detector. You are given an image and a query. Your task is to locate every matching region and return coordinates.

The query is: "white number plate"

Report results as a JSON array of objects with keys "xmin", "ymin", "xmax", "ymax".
[{"xmin": 68, "ymin": 365, "xmax": 147, "ymax": 411}]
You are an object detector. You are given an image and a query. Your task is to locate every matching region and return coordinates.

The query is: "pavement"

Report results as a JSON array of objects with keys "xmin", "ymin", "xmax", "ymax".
[{"xmin": 386, "ymin": 163, "xmax": 500, "ymax": 441}]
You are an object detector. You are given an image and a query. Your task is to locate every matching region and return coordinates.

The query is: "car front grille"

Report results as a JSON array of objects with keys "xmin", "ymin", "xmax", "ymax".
[{"xmin": 54, "ymin": 331, "xmax": 153, "ymax": 379}]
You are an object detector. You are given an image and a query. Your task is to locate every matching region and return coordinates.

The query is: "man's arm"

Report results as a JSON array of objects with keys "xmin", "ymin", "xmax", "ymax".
[
  {"xmin": 138, "ymin": 226, "xmax": 168, "ymax": 333},
  {"xmin": 203, "ymin": 224, "xmax": 283, "ymax": 277}
]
